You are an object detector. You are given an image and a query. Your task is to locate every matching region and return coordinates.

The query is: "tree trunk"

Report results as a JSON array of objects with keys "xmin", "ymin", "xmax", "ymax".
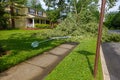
[
  {"xmin": 10, "ymin": 3, "xmax": 15, "ymax": 28},
  {"xmin": 73, "ymin": 0, "xmax": 78, "ymax": 16},
  {"xmin": 50, "ymin": 21, "xmax": 53, "ymax": 28}
]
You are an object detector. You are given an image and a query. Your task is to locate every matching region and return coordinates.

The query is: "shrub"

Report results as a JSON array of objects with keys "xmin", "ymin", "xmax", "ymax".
[
  {"xmin": 35, "ymin": 24, "xmax": 50, "ymax": 29},
  {"xmin": 102, "ymin": 33, "xmax": 120, "ymax": 42}
]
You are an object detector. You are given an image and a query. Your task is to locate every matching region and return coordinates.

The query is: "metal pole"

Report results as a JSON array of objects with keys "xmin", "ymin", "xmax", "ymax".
[{"xmin": 94, "ymin": 0, "xmax": 106, "ymax": 78}]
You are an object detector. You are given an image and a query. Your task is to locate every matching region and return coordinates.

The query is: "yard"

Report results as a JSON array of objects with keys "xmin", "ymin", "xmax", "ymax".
[
  {"xmin": 0, "ymin": 30, "xmax": 103, "ymax": 80},
  {"xmin": 45, "ymin": 39, "xmax": 103, "ymax": 80},
  {"xmin": 1, "ymin": 0, "xmax": 118, "ymax": 79},
  {"xmin": 0, "ymin": 30, "xmax": 65, "ymax": 72}
]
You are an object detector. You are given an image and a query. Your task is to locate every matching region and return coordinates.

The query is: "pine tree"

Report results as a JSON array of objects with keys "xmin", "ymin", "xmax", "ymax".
[{"xmin": 1, "ymin": 0, "xmax": 27, "ymax": 28}]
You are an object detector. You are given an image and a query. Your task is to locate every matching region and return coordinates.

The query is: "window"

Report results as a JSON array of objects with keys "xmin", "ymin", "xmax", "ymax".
[
  {"xmin": 38, "ymin": 11, "xmax": 43, "ymax": 16},
  {"xmin": 29, "ymin": 8, "xmax": 35, "ymax": 15}
]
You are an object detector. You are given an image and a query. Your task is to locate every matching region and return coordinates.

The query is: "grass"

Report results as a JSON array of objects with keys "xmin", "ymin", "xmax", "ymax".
[
  {"xmin": 45, "ymin": 39, "xmax": 103, "ymax": 80},
  {"xmin": 0, "ymin": 30, "xmax": 103, "ymax": 80},
  {"xmin": 0, "ymin": 30, "xmax": 64, "ymax": 72}
]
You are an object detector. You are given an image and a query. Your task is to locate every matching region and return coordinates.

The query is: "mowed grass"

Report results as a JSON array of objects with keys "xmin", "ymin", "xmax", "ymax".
[
  {"xmin": 45, "ymin": 39, "xmax": 103, "ymax": 80},
  {"xmin": 0, "ymin": 30, "xmax": 64, "ymax": 72}
]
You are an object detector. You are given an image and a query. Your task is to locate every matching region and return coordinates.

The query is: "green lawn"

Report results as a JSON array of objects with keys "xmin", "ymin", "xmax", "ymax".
[
  {"xmin": 0, "ymin": 30, "xmax": 103, "ymax": 80},
  {"xmin": 45, "ymin": 39, "xmax": 103, "ymax": 80},
  {"xmin": 0, "ymin": 30, "xmax": 64, "ymax": 72}
]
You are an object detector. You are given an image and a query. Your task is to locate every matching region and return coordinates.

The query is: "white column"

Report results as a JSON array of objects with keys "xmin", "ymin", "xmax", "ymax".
[
  {"xmin": 45, "ymin": 20, "xmax": 46, "ymax": 24},
  {"xmin": 26, "ymin": 19, "xmax": 28, "ymax": 28},
  {"xmin": 39, "ymin": 19, "xmax": 41, "ymax": 24},
  {"xmin": 32, "ymin": 18, "xmax": 34, "ymax": 28}
]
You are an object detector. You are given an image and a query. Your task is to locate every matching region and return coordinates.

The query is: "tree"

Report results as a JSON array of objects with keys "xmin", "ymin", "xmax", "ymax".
[
  {"xmin": 1, "ymin": 0, "xmax": 27, "ymax": 28},
  {"xmin": 111, "ymin": 11, "xmax": 120, "ymax": 28},
  {"xmin": 43, "ymin": 0, "xmax": 54, "ymax": 10},
  {"xmin": 44, "ymin": 0, "xmax": 67, "ymax": 25},
  {"xmin": 43, "ymin": 0, "xmax": 117, "ymax": 26},
  {"xmin": 88, "ymin": 2, "xmax": 100, "ymax": 22},
  {"xmin": 104, "ymin": 12, "xmax": 117, "ymax": 28},
  {"xmin": 31, "ymin": 0, "xmax": 37, "ymax": 9},
  {"xmin": 107, "ymin": 0, "xmax": 118, "ymax": 8},
  {"xmin": 70, "ymin": 0, "xmax": 78, "ymax": 15},
  {"xmin": 46, "ymin": 9, "xmax": 60, "ymax": 28},
  {"xmin": 0, "ymin": 3, "xmax": 9, "ymax": 29},
  {"xmin": 35, "ymin": 3, "xmax": 44, "ymax": 11},
  {"xmin": 30, "ymin": 0, "xmax": 43, "ymax": 11}
]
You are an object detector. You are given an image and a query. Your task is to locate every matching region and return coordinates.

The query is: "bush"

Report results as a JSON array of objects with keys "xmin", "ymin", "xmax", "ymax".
[
  {"xmin": 102, "ymin": 33, "xmax": 120, "ymax": 42},
  {"xmin": 35, "ymin": 24, "xmax": 50, "ymax": 29}
]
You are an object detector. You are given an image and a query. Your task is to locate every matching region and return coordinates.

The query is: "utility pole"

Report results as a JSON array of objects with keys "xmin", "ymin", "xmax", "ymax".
[{"xmin": 94, "ymin": 0, "xmax": 106, "ymax": 78}]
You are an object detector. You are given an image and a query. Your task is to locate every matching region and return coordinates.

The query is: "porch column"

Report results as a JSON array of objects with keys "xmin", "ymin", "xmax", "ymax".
[
  {"xmin": 45, "ymin": 20, "xmax": 46, "ymax": 24},
  {"xmin": 39, "ymin": 19, "xmax": 41, "ymax": 24},
  {"xmin": 26, "ymin": 19, "xmax": 28, "ymax": 28},
  {"xmin": 32, "ymin": 18, "xmax": 35, "ymax": 28}
]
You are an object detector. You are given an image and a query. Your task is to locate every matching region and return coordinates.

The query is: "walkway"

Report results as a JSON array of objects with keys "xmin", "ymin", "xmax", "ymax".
[
  {"xmin": 0, "ymin": 42, "xmax": 78, "ymax": 80},
  {"xmin": 102, "ymin": 42, "xmax": 120, "ymax": 80}
]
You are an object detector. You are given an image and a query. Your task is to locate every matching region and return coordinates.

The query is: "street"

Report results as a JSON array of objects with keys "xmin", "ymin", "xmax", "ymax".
[{"xmin": 102, "ymin": 43, "xmax": 120, "ymax": 80}]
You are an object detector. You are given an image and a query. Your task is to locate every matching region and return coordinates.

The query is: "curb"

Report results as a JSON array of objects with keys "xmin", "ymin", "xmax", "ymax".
[{"xmin": 100, "ymin": 46, "xmax": 110, "ymax": 80}]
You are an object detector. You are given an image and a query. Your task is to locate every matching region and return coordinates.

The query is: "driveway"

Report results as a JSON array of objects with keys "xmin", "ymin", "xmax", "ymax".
[{"xmin": 102, "ymin": 43, "xmax": 120, "ymax": 80}]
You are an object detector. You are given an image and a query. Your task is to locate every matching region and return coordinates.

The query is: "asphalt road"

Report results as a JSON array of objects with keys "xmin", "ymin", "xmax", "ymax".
[{"xmin": 102, "ymin": 43, "xmax": 120, "ymax": 80}]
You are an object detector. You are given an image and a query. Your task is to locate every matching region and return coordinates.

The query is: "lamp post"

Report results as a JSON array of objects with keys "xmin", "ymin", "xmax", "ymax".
[{"xmin": 94, "ymin": 0, "xmax": 106, "ymax": 78}]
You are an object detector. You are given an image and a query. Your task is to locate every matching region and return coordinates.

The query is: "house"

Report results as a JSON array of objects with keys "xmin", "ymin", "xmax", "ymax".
[
  {"xmin": 5, "ymin": 4, "xmax": 50, "ymax": 29},
  {"xmin": 26, "ymin": 8, "xmax": 50, "ymax": 28}
]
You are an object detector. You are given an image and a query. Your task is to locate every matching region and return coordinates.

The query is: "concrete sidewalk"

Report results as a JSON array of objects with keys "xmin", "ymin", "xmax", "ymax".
[
  {"xmin": 0, "ymin": 42, "xmax": 78, "ymax": 80},
  {"xmin": 102, "ymin": 43, "xmax": 120, "ymax": 80}
]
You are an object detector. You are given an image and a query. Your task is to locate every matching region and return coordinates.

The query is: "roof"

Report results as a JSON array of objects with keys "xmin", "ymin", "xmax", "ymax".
[{"xmin": 27, "ymin": 14, "xmax": 35, "ymax": 18}]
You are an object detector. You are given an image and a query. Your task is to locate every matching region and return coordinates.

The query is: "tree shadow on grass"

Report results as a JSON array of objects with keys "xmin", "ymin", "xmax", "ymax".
[
  {"xmin": 0, "ymin": 33, "xmax": 63, "ymax": 72},
  {"xmin": 77, "ymin": 50, "xmax": 94, "ymax": 75},
  {"xmin": 0, "ymin": 33, "xmax": 60, "ymax": 57}
]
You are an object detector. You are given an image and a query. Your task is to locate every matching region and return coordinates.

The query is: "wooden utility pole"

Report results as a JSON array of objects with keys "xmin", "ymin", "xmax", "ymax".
[{"xmin": 94, "ymin": 0, "xmax": 106, "ymax": 78}]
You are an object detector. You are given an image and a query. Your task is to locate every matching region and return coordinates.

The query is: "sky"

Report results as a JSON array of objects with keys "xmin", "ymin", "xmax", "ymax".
[
  {"xmin": 39, "ymin": 0, "xmax": 47, "ymax": 10},
  {"xmin": 108, "ymin": 0, "xmax": 120, "ymax": 12},
  {"xmin": 39, "ymin": 0, "xmax": 120, "ymax": 11}
]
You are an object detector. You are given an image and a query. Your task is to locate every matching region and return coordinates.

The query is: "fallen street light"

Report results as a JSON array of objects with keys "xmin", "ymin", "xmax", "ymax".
[
  {"xmin": 93, "ymin": 0, "xmax": 106, "ymax": 78},
  {"xmin": 31, "ymin": 36, "xmax": 71, "ymax": 48}
]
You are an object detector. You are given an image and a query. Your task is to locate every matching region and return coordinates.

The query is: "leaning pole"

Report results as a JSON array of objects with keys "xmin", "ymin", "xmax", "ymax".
[{"xmin": 94, "ymin": 0, "xmax": 106, "ymax": 78}]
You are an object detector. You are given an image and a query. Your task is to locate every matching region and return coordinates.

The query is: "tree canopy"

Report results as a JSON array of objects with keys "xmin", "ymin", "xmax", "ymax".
[
  {"xmin": 111, "ymin": 11, "xmax": 120, "ymax": 28},
  {"xmin": 0, "ymin": 0, "xmax": 118, "ymax": 29},
  {"xmin": 30, "ymin": 0, "xmax": 44, "ymax": 11}
]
